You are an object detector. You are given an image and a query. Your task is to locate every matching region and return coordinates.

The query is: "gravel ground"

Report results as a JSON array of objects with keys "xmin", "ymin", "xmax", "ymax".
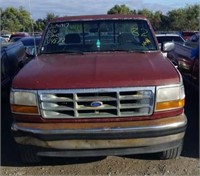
[
  {"xmin": 1, "ymin": 156, "xmax": 199, "ymax": 176},
  {"xmin": 1, "ymin": 80, "xmax": 199, "ymax": 176}
]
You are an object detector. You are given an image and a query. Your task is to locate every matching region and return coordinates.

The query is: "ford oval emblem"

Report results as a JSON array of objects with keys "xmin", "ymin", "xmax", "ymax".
[{"xmin": 90, "ymin": 101, "xmax": 103, "ymax": 107}]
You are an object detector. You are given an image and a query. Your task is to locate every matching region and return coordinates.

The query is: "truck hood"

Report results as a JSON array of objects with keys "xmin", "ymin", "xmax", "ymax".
[{"xmin": 13, "ymin": 52, "xmax": 180, "ymax": 89}]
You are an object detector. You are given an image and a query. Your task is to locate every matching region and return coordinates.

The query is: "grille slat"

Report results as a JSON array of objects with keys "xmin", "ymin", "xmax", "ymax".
[
  {"xmin": 40, "ymin": 94, "xmax": 73, "ymax": 102},
  {"xmin": 39, "ymin": 87, "xmax": 155, "ymax": 119},
  {"xmin": 120, "ymin": 104, "xmax": 151, "ymax": 109},
  {"xmin": 42, "ymin": 110, "xmax": 75, "ymax": 118},
  {"xmin": 77, "ymin": 109, "xmax": 118, "ymax": 118},
  {"xmin": 77, "ymin": 105, "xmax": 117, "ymax": 110},
  {"xmin": 119, "ymin": 95, "xmax": 151, "ymax": 100},
  {"xmin": 41, "ymin": 102, "xmax": 74, "ymax": 110}
]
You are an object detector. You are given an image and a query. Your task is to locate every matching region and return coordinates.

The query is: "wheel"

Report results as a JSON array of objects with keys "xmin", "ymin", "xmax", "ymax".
[
  {"xmin": 18, "ymin": 145, "xmax": 41, "ymax": 163},
  {"xmin": 159, "ymin": 142, "xmax": 183, "ymax": 159}
]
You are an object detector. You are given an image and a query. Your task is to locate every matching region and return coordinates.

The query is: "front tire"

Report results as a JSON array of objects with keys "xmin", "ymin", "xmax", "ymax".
[
  {"xmin": 18, "ymin": 145, "xmax": 41, "ymax": 163},
  {"xmin": 159, "ymin": 141, "xmax": 183, "ymax": 159}
]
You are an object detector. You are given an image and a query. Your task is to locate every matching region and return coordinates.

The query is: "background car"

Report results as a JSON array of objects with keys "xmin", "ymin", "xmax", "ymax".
[
  {"xmin": 0, "ymin": 36, "xmax": 8, "ymax": 44},
  {"xmin": 19, "ymin": 36, "xmax": 41, "ymax": 56},
  {"xmin": 181, "ymin": 31, "xmax": 198, "ymax": 40},
  {"xmin": 185, "ymin": 32, "xmax": 199, "ymax": 47},
  {"xmin": 156, "ymin": 33, "xmax": 185, "ymax": 47},
  {"xmin": 156, "ymin": 33, "xmax": 185, "ymax": 57},
  {"xmin": 9, "ymin": 32, "xmax": 30, "ymax": 42},
  {"xmin": 9, "ymin": 36, "xmax": 25, "ymax": 42},
  {"xmin": 167, "ymin": 37, "xmax": 199, "ymax": 87},
  {"xmin": 1, "ymin": 42, "xmax": 26, "ymax": 97},
  {"xmin": 32, "ymin": 32, "xmax": 43, "ymax": 37},
  {"xmin": 1, "ymin": 34, "xmax": 11, "ymax": 42}
]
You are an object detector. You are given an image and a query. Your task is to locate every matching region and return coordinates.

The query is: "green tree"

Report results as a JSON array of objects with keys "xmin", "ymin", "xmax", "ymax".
[
  {"xmin": 107, "ymin": 4, "xmax": 199, "ymax": 31},
  {"xmin": 18, "ymin": 6, "xmax": 34, "ymax": 32},
  {"xmin": 107, "ymin": 4, "xmax": 136, "ymax": 14},
  {"xmin": 34, "ymin": 13, "xmax": 59, "ymax": 32},
  {"xmin": 151, "ymin": 11, "xmax": 162, "ymax": 31},
  {"xmin": 159, "ymin": 15, "xmax": 170, "ymax": 31},
  {"xmin": 34, "ymin": 18, "xmax": 46, "ymax": 32},
  {"xmin": 1, "ymin": 4, "xmax": 199, "ymax": 33},
  {"xmin": 184, "ymin": 4, "xmax": 200, "ymax": 30},
  {"xmin": 43, "ymin": 13, "xmax": 59, "ymax": 26},
  {"xmin": 168, "ymin": 4, "xmax": 200, "ymax": 31},
  {"xmin": 137, "ymin": 8, "xmax": 153, "ymax": 18},
  {"xmin": 168, "ymin": 8, "xmax": 187, "ymax": 31},
  {"xmin": 46, "ymin": 13, "xmax": 58, "ymax": 21},
  {"xmin": 1, "ymin": 6, "xmax": 33, "ymax": 33},
  {"xmin": 137, "ymin": 9, "xmax": 158, "ymax": 29}
]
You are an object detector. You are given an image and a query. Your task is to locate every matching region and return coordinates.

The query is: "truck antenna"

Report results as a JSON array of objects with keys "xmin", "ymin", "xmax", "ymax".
[{"xmin": 28, "ymin": 0, "xmax": 38, "ymax": 57}]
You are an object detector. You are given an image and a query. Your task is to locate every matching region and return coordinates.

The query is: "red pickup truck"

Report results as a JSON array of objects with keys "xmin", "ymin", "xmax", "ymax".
[{"xmin": 10, "ymin": 15, "xmax": 187, "ymax": 163}]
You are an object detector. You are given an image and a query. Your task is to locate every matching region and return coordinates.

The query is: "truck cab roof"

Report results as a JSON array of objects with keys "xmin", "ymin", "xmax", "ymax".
[{"xmin": 50, "ymin": 14, "xmax": 148, "ymax": 22}]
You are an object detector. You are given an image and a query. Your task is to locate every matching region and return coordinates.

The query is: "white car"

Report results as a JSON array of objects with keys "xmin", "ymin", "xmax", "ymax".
[
  {"xmin": 0, "ymin": 36, "xmax": 8, "ymax": 43},
  {"xmin": 156, "ymin": 34, "xmax": 185, "ymax": 57},
  {"xmin": 1, "ymin": 34, "xmax": 11, "ymax": 42}
]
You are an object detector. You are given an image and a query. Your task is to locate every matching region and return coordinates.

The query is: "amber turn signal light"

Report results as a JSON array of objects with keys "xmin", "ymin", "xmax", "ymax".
[
  {"xmin": 155, "ymin": 99, "xmax": 185, "ymax": 111},
  {"xmin": 11, "ymin": 105, "xmax": 39, "ymax": 114}
]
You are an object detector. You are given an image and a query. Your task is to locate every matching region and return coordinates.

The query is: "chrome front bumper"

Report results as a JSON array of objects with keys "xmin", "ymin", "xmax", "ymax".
[{"xmin": 11, "ymin": 114, "xmax": 187, "ymax": 157}]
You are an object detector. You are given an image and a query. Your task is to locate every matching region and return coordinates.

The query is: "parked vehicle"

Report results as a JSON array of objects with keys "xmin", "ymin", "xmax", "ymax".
[
  {"xmin": 9, "ymin": 36, "xmax": 25, "ymax": 42},
  {"xmin": 19, "ymin": 36, "xmax": 41, "ymax": 56},
  {"xmin": 181, "ymin": 31, "xmax": 198, "ymax": 40},
  {"xmin": 167, "ymin": 40, "xmax": 199, "ymax": 88},
  {"xmin": 156, "ymin": 33, "xmax": 185, "ymax": 57},
  {"xmin": 156, "ymin": 33, "xmax": 184, "ymax": 47},
  {"xmin": 1, "ymin": 34, "xmax": 11, "ymax": 42},
  {"xmin": 32, "ymin": 32, "xmax": 43, "ymax": 37},
  {"xmin": 186, "ymin": 32, "xmax": 199, "ymax": 47},
  {"xmin": 0, "ymin": 36, "xmax": 8, "ymax": 43},
  {"xmin": 9, "ymin": 32, "xmax": 30, "ymax": 42},
  {"xmin": 156, "ymin": 34, "xmax": 185, "ymax": 47},
  {"xmin": 10, "ymin": 14, "xmax": 187, "ymax": 163},
  {"xmin": 1, "ymin": 42, "xmax": 26, "ymax": 93}
]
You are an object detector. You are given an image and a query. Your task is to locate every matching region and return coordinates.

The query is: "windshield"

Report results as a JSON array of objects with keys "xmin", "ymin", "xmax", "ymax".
[{"xmin": 41, "ymin": 19, "xmax": 157, "ymax": 54}]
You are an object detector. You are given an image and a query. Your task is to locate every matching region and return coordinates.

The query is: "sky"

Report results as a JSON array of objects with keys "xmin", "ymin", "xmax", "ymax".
[{"xmin": 1, "ymin": 0, "xmax": 199, "ymax": 20}]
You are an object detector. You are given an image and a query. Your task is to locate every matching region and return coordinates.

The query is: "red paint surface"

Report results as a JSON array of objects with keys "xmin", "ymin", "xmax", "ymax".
[
  {"xmin": 13, "ymin": 51, "xmax": 180, "ymax": 89},
  {"xmin": 50, "ymin": 14, "xmax": 147, "ymax": 23},
  {"xmin": 14, "ymin": 109, "xmax": 184, "ymax": 123},
  {"xmin": 12, "ymin": 52, "xmax": 179, "ymax": 89}
]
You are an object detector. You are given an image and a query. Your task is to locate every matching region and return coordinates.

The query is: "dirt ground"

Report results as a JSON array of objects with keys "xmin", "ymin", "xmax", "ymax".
[
  {"xmin": 1, "ymin": 80, "xmax": 199, "ymax": 176},
  {"xmin": 1, "ymin": 156, "xmax": 199, "ymax": 176}
]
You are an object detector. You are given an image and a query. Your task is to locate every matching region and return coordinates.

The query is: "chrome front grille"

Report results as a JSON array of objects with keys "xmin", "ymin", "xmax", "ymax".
[{"xmin": 38, "ymin": 87, "xmax": 155, "ymax": 119}]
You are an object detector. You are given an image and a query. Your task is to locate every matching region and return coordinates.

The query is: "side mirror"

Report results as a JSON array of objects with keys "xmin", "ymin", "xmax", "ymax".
[
  {"xmin": 161, "ymin": 42, "xmax": 175, "ymax": 52},
  {"xmin": 25, "ymin": 46, "xmax": 37, "ymax": 57}
]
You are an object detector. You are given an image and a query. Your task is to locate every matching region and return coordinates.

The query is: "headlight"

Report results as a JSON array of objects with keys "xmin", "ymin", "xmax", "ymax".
[
  {"xmin": 155, "ymin": 84, "xmax": 185, "ymax": 111},
  {"xmin": 10, "ymin": 90, "xmax": 39, "ymax": 115}
]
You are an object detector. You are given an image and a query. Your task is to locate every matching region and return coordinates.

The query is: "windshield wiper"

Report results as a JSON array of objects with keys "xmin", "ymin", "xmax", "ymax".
[
  {"xmin": 63, "ymin": 50, "xmax": 84, "ymax": 55},
  {"xmin": 43, "ymin": 50, "xmax": 84, "ymax": 55},
  {"xmin": 112, "ymin": 49, "xmax": 148, "ymax": 53}
]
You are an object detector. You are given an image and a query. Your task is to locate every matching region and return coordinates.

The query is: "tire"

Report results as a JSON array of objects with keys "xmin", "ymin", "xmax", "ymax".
[
  {"xmin": 159, "ymin": 142, "xmax": 183, "ymax": 159},
  {"xmin": 18, "ymin": 145, "xmax": 41, "ymax": 163}
]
